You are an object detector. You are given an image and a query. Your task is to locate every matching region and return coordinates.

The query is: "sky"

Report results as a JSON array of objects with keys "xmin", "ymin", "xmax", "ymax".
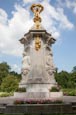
[{"xmin": 0, "ymin": 0, "xmax": 76, "ymax": 73}]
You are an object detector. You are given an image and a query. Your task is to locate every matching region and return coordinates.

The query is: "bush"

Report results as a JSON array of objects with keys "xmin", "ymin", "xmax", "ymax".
[
  {"xmin": 55, "ymin": 71, "xmax": 70, "ymax": 88},
  {"xmin": 0, "ymin": 75, "xmax": 18, "ymax": 92},
  {"xmin": 63, "ymin": 89, "xmax": 76, "ymax": 96},
  {"xmin": 50, "ymin": 86, "xmax": 60, "ymax": 92},
  {"xmin": 0, "ymin": 92, "xmax": 13, "ymax": 97},
  {"xmin": 16, "ymin": 87, "xmax": 26, "ymax": 92}
]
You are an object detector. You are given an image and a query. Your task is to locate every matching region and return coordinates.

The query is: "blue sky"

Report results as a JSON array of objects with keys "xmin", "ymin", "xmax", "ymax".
[{"xmin": 0, "ymin": 0, "xmax": 76, "ymax": 73}]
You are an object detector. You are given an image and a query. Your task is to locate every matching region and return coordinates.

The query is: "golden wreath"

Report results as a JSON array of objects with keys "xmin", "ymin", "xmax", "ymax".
[{"xmin": 30, "ymin": 4, "xmax": 44, "ymax": 13}]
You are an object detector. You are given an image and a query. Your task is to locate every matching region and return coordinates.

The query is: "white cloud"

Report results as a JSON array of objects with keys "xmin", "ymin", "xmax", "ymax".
[
  {"xmin": 57, "ymin": 0, "xmax": 76, "ymax": 14},
  {"xmin": 66, "ymin": 0, "xmax": 76, "ymax": 14},
  {"xmin": 53, "ymin": 32, "xmax": 60, "ymax": 39},
  {"xmin": 0, "ymin": 0, "xmax": 74, "ymax": 57},
  {"xmin": 23, "ymin": 0, "xmax": 37, "ymax": 3},
  {"xmin": 57, "ymin": 8, "xmax": 74, "ymax": 29},
  {"xmin": 41, "ymin": 1, "xmax": 74, "ymax": 29},
  {"xmin": 11, "ymin": 64, "xmax": 21, "ymax": 73},
  {"xmin": 74, "ymin": 7, "xmax": 76, "ymax": 14},
  {"xmin": 0, "ymin": 8, "xmax": 8, "ymax": 24},
  {"xmin": 0, "ymin": 4, "xmax": 33, "ymax": 56}
]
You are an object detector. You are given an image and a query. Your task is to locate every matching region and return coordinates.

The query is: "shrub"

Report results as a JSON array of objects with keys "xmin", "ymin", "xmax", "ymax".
[
  {"xmin": 0, "ymin": 75, "xmax": 18, "ymax": 92},
  {"xmin": 63, "ymin": 89, "xmax": 76, "ymax": 96},
  {"xmin": 50, "ymin": 86, "xmax": 60, "ymax": 92},
  {"xmin": 0, "ymin": 92, "xmax": 13, "ymax": 97},
  {"xmin": 16, "ymin": 87, "xmax": 26, "ymax": 92}
]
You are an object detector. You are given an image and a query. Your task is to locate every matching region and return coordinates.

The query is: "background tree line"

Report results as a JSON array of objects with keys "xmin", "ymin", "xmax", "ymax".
[
  {"xmin": 0, "ymin": 62, "xmax": 76, "ymax": 93},
  {"xmin": 0, "ymin": 62, "xmax": 21, "ymax": 92},
  {"xmin": 55, "ymin": 67, "xmax": 76, "ymax": 89}
]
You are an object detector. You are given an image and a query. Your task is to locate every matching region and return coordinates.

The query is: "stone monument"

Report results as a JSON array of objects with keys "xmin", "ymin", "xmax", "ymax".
[{"xmin": 15, "ymin": 4, "xmax": 63, "ymax": 99}]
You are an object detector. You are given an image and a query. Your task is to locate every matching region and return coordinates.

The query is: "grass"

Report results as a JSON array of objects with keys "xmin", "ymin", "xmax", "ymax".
[{"xmin": 62, "ymin": 88, "xmax": 76, "ymax": 96}]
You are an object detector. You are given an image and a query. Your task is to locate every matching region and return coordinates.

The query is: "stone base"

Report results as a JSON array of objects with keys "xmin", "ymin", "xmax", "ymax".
[
  {"xmin": 14, "ymin": 92, "xmax": 63, "ymax": 100},
  {"xmin": 15, "ymin": 83, "xmax": 63, "ymax": 100},
  {"xmin": 19, "ymin": 83, "xmax": 57, "ymax": 92},
  {"xmin": 5, "ymin": 103, "xmax": 73, "ymax": 114}
]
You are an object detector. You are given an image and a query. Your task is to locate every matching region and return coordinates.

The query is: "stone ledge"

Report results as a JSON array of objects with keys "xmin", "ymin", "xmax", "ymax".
[
  {"xmin": 50, "ymin": 92, "xmax": 63, "ymax": 99},
  {"xmin": 14, "ymin": 92, "xmax": 63, "ymax": 100}
]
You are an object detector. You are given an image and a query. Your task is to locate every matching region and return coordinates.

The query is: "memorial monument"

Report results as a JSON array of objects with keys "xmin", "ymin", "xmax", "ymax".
[{"xmin": 15, "ymin": 4, "xmax": 63, "ymax": 99}]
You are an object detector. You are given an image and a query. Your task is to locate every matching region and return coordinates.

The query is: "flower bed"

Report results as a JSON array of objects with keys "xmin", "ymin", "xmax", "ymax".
[{"xmin": 14, "ymin": 99, "xmax": 63, "ymax": 104}]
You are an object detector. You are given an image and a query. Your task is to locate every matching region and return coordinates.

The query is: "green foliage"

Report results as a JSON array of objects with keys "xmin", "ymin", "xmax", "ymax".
[
  {"xmin": 50, "ymin": 86, "xmax": 60, "ymax": 92},
  {"xmin": 16, "ymin": 87, "xmax": 26, "ymax": 92},
  {"xmin": 0, "ymin": 92, "xmax": 13, "ymax": 97},
  {"xmin": 0, "ymin": 62, "xmax": 21, "ymax": 86},
  {"xmin": 0, "ymin": 62, "xmax": 21, "ymax": 92},
  {"xmin": 10, "ymin": 71, "xmax": 21, "ymax": 81},
  {"xmin": 63, "ymin": 89, "xmax": 76, "ymax": 96},
  {"xmin": 70, "ymin": 72, "xmax": 76, "ymax": 87},
  {"xmin": 55, "ymin": 71, "xmax": 70, "ymax": 88},
  {"xmin": 0, "ymin": 75, "xmax": 18, "ymax": 92},
  {"xmin": 72, "ymin": 66, "xmax": 76, "ymax": 73},
  {"xmin": 0, "ymin": 61, "xmax": 76, "ymax": 93},
  {"xmin": 55, "ymin": 70, "xmax": 76, "ymax": 89},
  {"xmin": 0, "ymin": 62, "xmax": 10, "ymax": 84}
]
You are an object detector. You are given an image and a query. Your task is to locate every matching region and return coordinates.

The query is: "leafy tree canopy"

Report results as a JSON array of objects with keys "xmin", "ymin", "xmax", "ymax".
[
  {"xmin": 0, "ymin": 75, "xmax": 19, "ymax": 92},
  {"xmin": 72, "ymin": 66, "xmax": 76, "ymax": 73},
  {"xmin": 0, "ymin": 62, "xmax": 10, "ymax": 84}
]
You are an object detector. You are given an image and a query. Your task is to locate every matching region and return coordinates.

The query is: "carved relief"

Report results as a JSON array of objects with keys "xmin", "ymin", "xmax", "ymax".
[
  {"xmin": 46, "ymin": 65, "xmax": 55, "ymax": 75},
  {"xmin": 22, "ymin": 51, "xmax": 31, "ymax": 76},
  {"xmin": 46, "ymin": 47, "xmax": 55, "ymax": 76}
]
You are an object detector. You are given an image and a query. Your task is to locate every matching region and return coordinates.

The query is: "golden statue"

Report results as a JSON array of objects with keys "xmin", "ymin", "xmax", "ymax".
[
  {"xmin": 35, "ymin": 35, "xmax": 41, "ymax": 51},
  {"xmin": 30, "ymin": 4, "xmax": 44, "ymax": 29}
]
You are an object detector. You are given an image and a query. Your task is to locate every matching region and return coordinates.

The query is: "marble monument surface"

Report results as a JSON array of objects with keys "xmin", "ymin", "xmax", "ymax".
[{"xmin": 15, "ymin": 4, "xmax": 63, "ymax": 99}]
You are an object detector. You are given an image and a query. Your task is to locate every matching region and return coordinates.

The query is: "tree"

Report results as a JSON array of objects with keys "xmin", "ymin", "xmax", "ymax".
[
  {"xmin": 72, "ymin": 66, "xmax": 76, "ymax": 73},
  {"xmin": 10, "ymin": 71, "xmax": 21, "ymax": 81},
  {"xmin": 70, "ymin": 72, "xmax": 76, "ymax": 88},
  {"xmin": 0, "ymin": 62, "xmax": 10, "ymax": 84},
  {"xmin": 55, "ymin": 71, "xmax": 70, "ymax": 88},
  {"xmin": 0, "ymin": 75, "xmax": 19, "ymax": 92}
]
